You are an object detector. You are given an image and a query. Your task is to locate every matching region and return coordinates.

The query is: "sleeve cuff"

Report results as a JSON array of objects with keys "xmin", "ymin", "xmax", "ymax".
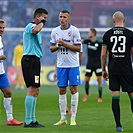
[{"xmin": 102, "ymin": 44, "xmax": 107, "ymax": 46}]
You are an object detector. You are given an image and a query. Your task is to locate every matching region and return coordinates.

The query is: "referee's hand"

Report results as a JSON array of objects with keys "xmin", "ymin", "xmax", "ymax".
[
  {"xmin": 36, "ymin": 16, "xmax": 46, "ymax": 24},
  {"xmin": 102, "ymin": 71, "xmax": 109, "ymax": 81}
]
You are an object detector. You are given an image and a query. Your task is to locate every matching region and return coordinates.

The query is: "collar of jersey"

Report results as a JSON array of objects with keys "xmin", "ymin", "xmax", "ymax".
[
  {"xmin": 31, "ymin": 21, "xmax": 35, "ymax": 24},
  {"xmin": 60, "ymin": 23, "xmax": 71, "ymax": 30}
]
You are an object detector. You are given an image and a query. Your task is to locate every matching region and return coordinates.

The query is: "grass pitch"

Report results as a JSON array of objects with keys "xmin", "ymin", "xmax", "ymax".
[{"xmin": 0, "ymin": 85, "xmax": 132, "ymax": 133}]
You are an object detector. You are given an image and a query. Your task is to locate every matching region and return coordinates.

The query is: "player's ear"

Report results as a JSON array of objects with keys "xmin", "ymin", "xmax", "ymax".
[
  {"xmin": 123, "ymin": 18, "xmax": 125, "ymax": 23},
  {"xmin": 68, "ymin": 14, "xmax": 70, "ymax": 21},
  {"xmin": 36, "ymin": 14, "xmax": 41, "ymax": 20},
  {"xmin": 112, "ymin": 18, "xmax": 115, "ymax": 24}
]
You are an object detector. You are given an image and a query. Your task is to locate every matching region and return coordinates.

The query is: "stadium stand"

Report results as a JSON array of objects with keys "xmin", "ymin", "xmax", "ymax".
[{"xmin": 0, "ymin": 0, "xmax": 133, "ymax": 68}]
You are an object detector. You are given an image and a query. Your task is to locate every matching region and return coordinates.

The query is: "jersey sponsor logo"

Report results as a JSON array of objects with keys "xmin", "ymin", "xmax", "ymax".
[
  {"xmin": 112, "ymin": 54, "xmax": 125, "ymax": 58},
  {"xmin": 88, "ymin": 45, "xmax": 97, "ymax": 51},
  {"xmin": 64, "ymin": 39, "xmax": 71, "ymax": 42}
]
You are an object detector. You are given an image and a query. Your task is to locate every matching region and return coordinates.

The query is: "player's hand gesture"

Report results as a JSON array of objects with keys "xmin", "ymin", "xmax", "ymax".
[
  {"xmin": 57, "ymin": 38, "xmax": 65, "ymax": 46},
  {"xmin": 102, "ymin": 71, "xmax": 109, "ymax": 81}
]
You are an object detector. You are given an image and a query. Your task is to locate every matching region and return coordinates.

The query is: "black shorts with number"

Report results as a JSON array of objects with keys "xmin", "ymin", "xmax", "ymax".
[
  {"xmin": 21, "ymin": 55, "xmax": 41, "ymax": 88},
  {"xmin": 109, "ymin": 75, "xmax": 133, "ymax": 93},
  {"xmin": 85, "ymin": 63, "xmax": 102, "ymax": 77}
]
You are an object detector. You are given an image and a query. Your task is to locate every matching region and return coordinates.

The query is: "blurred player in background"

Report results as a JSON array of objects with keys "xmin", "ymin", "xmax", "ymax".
[
  {"xmin": 0, "ymin": 19, "xmax": 23, "ymax": 126},
  {"xmin": 50, "ymin": 10, "xmax": 81, "ymax": 126},
  {"xmin": 22, "ymin": 8, "xmax": 48, "ymax": 128},
  {"xmin": 102, "ymin": 11, "xmax": 133, "ymax": 132},
  {"xmin": 12, "ymin": 39, "xmax": 24, "ymax": 90},
  {"xmin": 82, "ymin": 28, "xmax": 103, "ymax": 102}
]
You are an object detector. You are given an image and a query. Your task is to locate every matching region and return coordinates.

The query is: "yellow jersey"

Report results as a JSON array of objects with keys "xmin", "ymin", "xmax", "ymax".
[{"xmin": 13, "ymin": 44, "xmax": 23, "ymax": 66}]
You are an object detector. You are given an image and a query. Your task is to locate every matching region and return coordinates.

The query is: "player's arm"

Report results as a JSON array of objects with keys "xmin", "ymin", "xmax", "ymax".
[
  {"xmin": 62, "ymin": 42, "xmax": 81, "ymax": 52},
  {"xmin": 32, "ymin": 16, "xmax": 46, "ymax": 34},
  {"xmin": 50, "ymin": 44, "xmax": 59, "ymax": 53},
  {"xmin": 131, "ymin": 34, "xmax": 133, "ymax": 60},
  {"xmin": 53, "ymin": 58, "xmax": 57, "ymax": 81},
  {"xmin": 50, "ymin": 29, "xmax": 59, "ymax": 53},
  {"xmin": 81, "ymin": 39, "xmax": 89, "ymax": 44},
  {"xmin": 79, "ymin": 43, "xmax": 83, "ymax": 65},
  {"xmin": 101, "ymin": 45, "xmax": 108, "ymax": 81},
  {"xmin": 79, "ymin": 52, "xmax": 82, "ymax": 65},
  {"xmin": 81, "ymin": 39, "xmax": 84, "ymax": 44}
]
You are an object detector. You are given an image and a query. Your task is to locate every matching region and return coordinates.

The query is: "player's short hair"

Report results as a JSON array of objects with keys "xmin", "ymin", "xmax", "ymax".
[
  {"xmin": 60, "ymin": 10, "xmax": 70, "ymax": 15},
  {"xmin": 90, "ymin": 28, "xmax": 97, "ymax": 36},
  {"xmin": 34, "ymin": 8, "xmax": 48, "ymax": 18},
  {"xmin": 0, "ymin": 19, "xmax": 4, "ymax": 23},
  {"xmin": 113, "ymin": 11, "xmax": 125, "ymax": 23}
]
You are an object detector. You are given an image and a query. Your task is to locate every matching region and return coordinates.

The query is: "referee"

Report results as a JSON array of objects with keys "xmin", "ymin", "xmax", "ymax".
[{"xmin": 21, "ymin": 8, "xmax": 48, "ymax": 128}]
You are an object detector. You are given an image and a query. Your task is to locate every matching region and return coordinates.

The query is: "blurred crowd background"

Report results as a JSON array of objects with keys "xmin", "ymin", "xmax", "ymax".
[
  {"xmin": 1, "ymin": 0, "xmax": 133, "ymax": 28},
  {"xmin": 0, "ymin": 0, "xmax": 133, "ymax": 69}
]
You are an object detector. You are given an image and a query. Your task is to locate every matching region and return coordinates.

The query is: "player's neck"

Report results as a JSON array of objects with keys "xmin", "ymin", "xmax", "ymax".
[
  {"xmin": 115, "ymin": 23, "xmax": 124, "ymax": 27},
  {"xmin": 61, "ymin": 23, "xmax": 70, "ymax": 30},
  {"xmin": 33, "ymin": 19, "xmax": 38, "ymax": 25},
  {"xmin": 91, "ymin": 37, "xmax": 96, "ymax": 42}
]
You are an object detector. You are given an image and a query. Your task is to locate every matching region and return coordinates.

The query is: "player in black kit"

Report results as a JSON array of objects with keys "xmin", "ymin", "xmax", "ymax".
[
  {"xmin": 102, "ymin": 11, "xmax": 133, "ymax": 132},
  {"xmin": 82, "ymin": 28, "xmax": 103, "ymax": 103}
]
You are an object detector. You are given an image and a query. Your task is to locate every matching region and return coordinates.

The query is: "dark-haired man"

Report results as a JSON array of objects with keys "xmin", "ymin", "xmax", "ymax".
[
  {"xmin": 22, "ymin": 8, "xmax": 48, "ymax": 128},
  {"xmin": 50, "ymin": 10, "xmax": 82, "ymax": 126},
  {"xmin": 82, "ymin": 28, "xmax": 103, "ymax": 102}
]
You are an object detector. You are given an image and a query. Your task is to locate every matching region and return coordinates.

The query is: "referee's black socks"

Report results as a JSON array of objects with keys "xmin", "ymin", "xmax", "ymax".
[{"xmin": 112, "ymin": 96, "xmax": 122, "ymax": 127}]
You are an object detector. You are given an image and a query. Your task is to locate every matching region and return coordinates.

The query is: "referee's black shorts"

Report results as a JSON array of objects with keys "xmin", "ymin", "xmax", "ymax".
[
  {"xmin": 109, "ymin": 75, "xmax": 133, "ymax": 93},
  {"xmin": 21, "ymin": 55, "xmax": 41, "ymax": 88}
]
